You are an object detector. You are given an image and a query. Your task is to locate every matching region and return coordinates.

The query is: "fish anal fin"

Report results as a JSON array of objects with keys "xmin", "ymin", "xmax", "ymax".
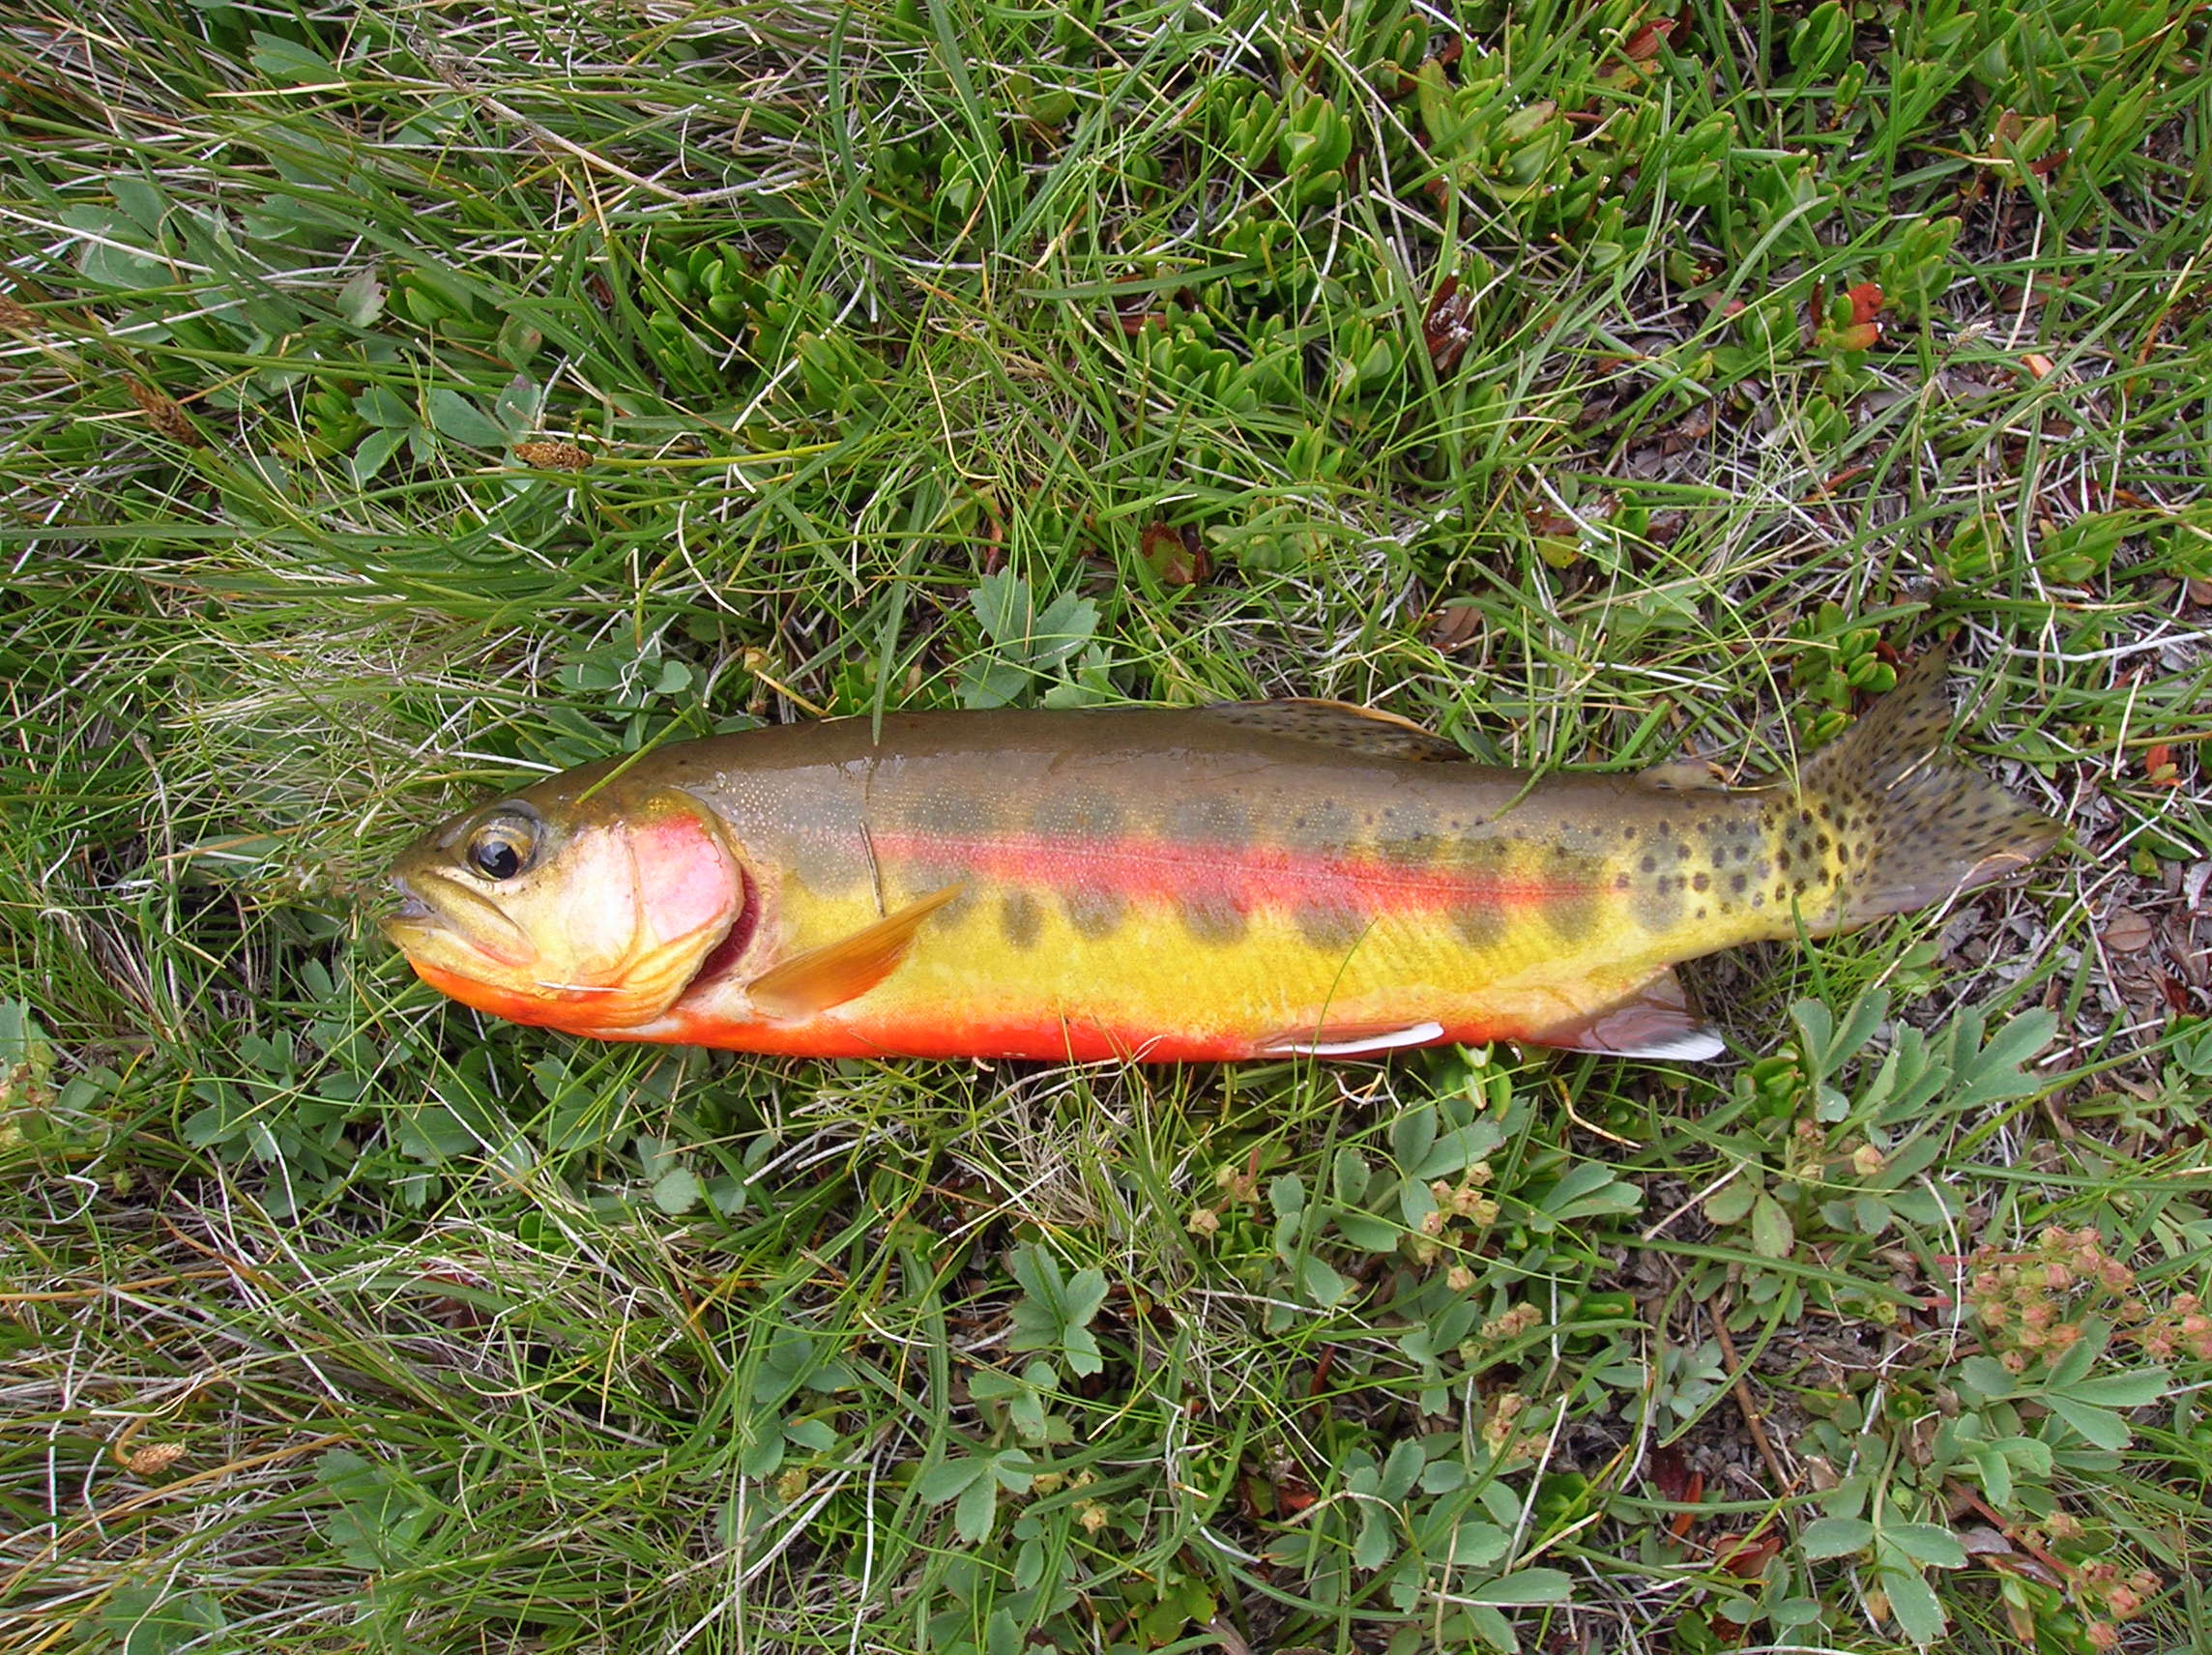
[
  {"xmin": 746, "ymin": 885, "xmax": 963, "ymax": 1021},
  {"xmin": 1528, "ymin": 971, "xmax": 1727, "ymax": 1061},
  {"xmin": 1257, "ymin": 1019, "xmax": 1447, "ymax": 1058},
  {"xmin": 1204, "ymin": 699, "xmax": 1464, "ymax": 762}
]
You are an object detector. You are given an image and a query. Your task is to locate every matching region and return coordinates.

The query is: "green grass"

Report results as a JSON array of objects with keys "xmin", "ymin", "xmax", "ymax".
[{"xmin": 5, "ymin": 1, "xmax": 2212, "ymax": 1651}]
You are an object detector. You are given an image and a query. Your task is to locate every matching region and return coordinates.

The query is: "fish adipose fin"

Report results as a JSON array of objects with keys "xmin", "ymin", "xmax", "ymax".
[
  {"xmin": 1802, "ymin": 648, "xmax": 2064, "ymax": 928},
  {"xmin": 1203, "ymin": 700, "xmax": 1465, "ymax": 762},
  {"xmin": 1531, "ymin": 970, "xmax": 1728, "ymax": 1061},
  {"xmin": 747, "ymin": 885, "xmax": 963, "ymax": 1021}
]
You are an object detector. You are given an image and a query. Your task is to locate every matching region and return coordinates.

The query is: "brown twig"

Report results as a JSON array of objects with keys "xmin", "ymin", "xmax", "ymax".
[{"xmin": 1707, "ymin": 1300, "xmax": 1792, "ymax": 1495}]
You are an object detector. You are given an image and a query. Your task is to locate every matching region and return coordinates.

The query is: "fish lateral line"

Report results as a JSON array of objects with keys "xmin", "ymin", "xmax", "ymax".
[{"xmin": 858, "ymin": 828, "xmax": 1603, "ymax": 911}]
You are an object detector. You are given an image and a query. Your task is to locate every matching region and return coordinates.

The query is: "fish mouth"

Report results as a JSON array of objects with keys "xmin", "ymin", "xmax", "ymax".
[
  {"xmin": 385, "ymin": 876, "xmax": 434, "ymax": 926},
  {"xmin": 380, "ymin": 870, "xmax": 536, "ymax": 969}
]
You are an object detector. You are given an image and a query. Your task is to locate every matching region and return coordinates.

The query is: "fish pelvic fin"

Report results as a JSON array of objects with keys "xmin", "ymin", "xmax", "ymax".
[
  {"xmin": 746, "ymin": 884, "xmax": 963, "ymax": 1021},
  {"xmin": 1256, "ymin": 1019, "xmax": 1448, "ymax": 1058},
  {"xmin": 1799, "ymin": 647, "xmax": 2063, "ymax": 930}
]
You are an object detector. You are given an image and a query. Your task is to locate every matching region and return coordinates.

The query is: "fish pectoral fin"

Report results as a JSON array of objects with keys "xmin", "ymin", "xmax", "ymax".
[
  {"xmin": 1528, "ymin": 971, "xmax": 1728, "ymax": 1061},
  {"xmin": 745, "ymin": 885, "xmax": 963, "ymax": 1021},
  {"xmin": 1202, "ymin": 699, "xmax": 1465, "ymax": 762},
  {"xmin": 1257, "ymin": 1019, "xmax": 1447, "ymax": 1058}
]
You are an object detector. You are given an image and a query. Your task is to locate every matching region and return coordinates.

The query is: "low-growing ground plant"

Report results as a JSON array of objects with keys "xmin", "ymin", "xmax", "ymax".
[{"xmin": 5, "ymin": 2, "xmax": 2209, "ymax": 1651}]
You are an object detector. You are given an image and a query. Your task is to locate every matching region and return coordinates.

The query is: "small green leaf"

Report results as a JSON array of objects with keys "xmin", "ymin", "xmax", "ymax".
[
  {"xmin": 1470, "ymin": 1566, "xmax": 1574, "ymax": 1605},
  {"xmin": 425, "ymin": 388, "xmax": 510, "ymax": 448},
  {"xmin": 1331, "ymin": 1148, "xmax": 1370, "ymax": 1205},
  {"xmin": 354, "ymin": 386, "xmax": 413, "ymax": 427},
  {"xmin": 1880, "ymin": 1559, "xmax": 1948, "ymax": 1644},
  {"xmin": 349, "ymin": 425, "xmax": 408, "ymax": 485},
  {"xmin": 2040, "ymin": 1394, "xmax": 2133, "ymax": 1450},
  {"xmin": 1703, "ymin": 1179, "xmax": 1758, "ymax": 1225},
  {"xmin": 783, "ymin": 1417, "xmax": 836, "ymax": 1452},
  {"xmin": 2061, "ymin": 1369, "xmax": 2170, "ymax": 1409},
  {"xmin": 1299, "ymin": 1255, "xmax": 1350, "ymax": 1306},
  {"xmin": 954, "ymin": 1467, "xmax": 998, "ymax": 1541},
  {"xmin": 250, "ymin": 32, "xmax": 338, "ymax": 84},
  {"xmin": 1799, "ymin": 1515, "xmax": 1875, "ymax": 1558},
  {"xmin": 337, "ymin": 267, "xmax": 385, "ymax": 327},
  {"xmin": 1027, "ymin": 590, "xmax": 1098, "ymax": 670},
  {"xmin": 1351, "ymin": 1501, "xmax": 1390, "ymax": 1569},
  {"xmin": 110, "ymin": 174, "xmax": 168, "ymax": 234},
  {"xmin": 969, "ymin": 567, "xmax": 1028, "ymax": 646},
  {"xmin": 1381, "ymin": 1437, "xmax": 1424, "ymax": 1501},
  {"xmin": 1750, "ymin": 1191, "xmax": 1794, "ymax": 1259},
  {"xmin": 1390, "ymin": 1102, "xmax": 1437, "ymax": 1172},
  {"xmin": 1956, "ymin": 1354, "xmax": 2018, "ymax": 1399},
  {"xmin": 1329, "ymin": 1205, "xmax": 1399, "ymax": 1251},
  {"xmin": 650, "ymin": 1166, "xmax": 701, "ymax": 1214},
  {"xmin": 1883, "ymin": 1523, "xmax": 1967, "ymax": 1569},
  {"xmin": 103, "ymin": 1584, "xmax": 226, "ymax": 1655},
  {"xmin": 1535, "ymin": 1162, "xmax": 1641, "ymax": 1224},
  {"xmin": 916, "ymin": 1454, "xmax": 989, "ymax": 1505}
]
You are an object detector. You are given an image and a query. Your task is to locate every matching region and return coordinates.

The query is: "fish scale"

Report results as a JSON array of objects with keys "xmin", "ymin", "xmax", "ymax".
[{"xmin": 384, "ymin": 651, "xmax": 2061, "ymax": 1063}]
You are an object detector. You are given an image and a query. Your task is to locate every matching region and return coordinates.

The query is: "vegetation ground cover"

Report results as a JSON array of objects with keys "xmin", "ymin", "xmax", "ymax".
[{"xmin": 4, "ymin": 2, "xmax": 2211, "ymax": 1651}]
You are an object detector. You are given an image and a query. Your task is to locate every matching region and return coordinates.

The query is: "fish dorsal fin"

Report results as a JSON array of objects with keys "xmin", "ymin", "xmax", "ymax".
[
  {"xmin": 1257, "ymin": 1019, "xmax": 1447, "ymax": 1058},
  {"xmin": 1528, "ymin": 971, "xmax": 1727, "ymax": 1061},
  {"xmin": 746, "ymin": 885, "xmax": 963, "ymax": 1022},
  {"xmin": 1204, "ymin": 699, "xmax": 1464, "ymax": 762}
]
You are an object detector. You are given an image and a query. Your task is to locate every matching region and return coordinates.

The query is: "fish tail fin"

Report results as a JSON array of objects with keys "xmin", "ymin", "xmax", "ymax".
[{"xmin": 1797, "ymin": 648, "xmax": 2062, "ymax": 931}]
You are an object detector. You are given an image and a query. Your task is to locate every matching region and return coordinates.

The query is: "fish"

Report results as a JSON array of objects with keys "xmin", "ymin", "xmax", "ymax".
[{"xmin": 382, "ymin": 649, "xmax": 2061, "ymax": 1063}]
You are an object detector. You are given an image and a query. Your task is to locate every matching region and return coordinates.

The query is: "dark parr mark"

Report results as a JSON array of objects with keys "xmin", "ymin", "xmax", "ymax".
[
  {"xmin": 1452, "ymin": 902, "xmax": 1508, "ymax": 950},
  {"xmin": 1165, "ymin": 796, "xmax": 1249, "ymax": 845},
  {"xmin": 1033, "ymin": 793, "xmax": 1124, "ymax": 841},
  {"xmin": 1295, "ymin": 899, "xmax": 1369, "ymax": 952},
  {"xmin": 1000, "ymin": 890, "xmax": 1042, "ymax": 950},
  {"xmin": 1063, "ymin": 887, "xmax": 1124, "ymax": 939},
  {"xmin": 1179, "ymin": 889, "xmax": 1247, "ymax": 945},
  {"xmin": 1283, "ymin": 798, "xmax": 1357, "ymax": 852},
  {"xmin": 907, "ymin": 792, "xmax": 995, "ymax": 836}
]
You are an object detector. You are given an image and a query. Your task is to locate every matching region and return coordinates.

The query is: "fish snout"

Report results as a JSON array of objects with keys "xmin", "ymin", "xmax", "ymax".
[
  {"xmin": 386, "ymin": 874, "xmax": 434, "ymax": 926},
  {"xmin": 378, "ymin": 873, "xmax": 437, "ymax": 946}
]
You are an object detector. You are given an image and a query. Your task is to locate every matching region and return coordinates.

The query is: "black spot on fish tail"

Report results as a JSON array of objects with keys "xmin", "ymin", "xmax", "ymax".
[{"xmin": 1793, "ymin": 647, "xmax": 2061, "ymax": 932}]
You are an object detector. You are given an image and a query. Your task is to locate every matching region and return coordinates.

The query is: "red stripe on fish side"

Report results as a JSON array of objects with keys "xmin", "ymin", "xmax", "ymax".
[{"xmin": 865, "ymin": 830, "xmax": 1587, "ymax": 914}]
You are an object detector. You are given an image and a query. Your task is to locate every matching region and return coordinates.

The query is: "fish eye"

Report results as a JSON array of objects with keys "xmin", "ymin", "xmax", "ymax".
[{"xmin": 463, "ymin": 812, "xmax": 538, "ymax": 883}]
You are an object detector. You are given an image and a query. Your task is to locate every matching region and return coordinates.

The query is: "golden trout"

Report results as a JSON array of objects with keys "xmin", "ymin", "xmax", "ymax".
[{"xmin": 383, "ymin": 651, "xmax": 2059, "ymax": 1061}]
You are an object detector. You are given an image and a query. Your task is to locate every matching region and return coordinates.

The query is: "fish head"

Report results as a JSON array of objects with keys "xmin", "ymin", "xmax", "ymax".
[{"xmin": 383, "ymin": 766, "xmax": 755, "ymax": 1034}]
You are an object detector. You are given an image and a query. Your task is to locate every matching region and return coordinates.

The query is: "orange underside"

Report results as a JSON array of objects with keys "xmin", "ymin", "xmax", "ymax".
[
  {"xmin": 637, "ymin": 1007, "xmax": 1525, "ymax": 1063},
  {"xmin": 412, "ymin": 958, "xmax": 585, "ymax": 1030}
]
